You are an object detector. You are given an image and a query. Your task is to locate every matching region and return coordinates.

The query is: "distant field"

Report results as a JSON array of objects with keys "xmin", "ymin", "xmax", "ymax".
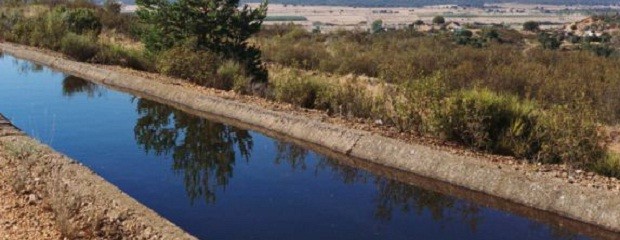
[
  {"xmin": 239, "ymin": 0, "xmax": 620, "ymax": 7},
  {"xmin": 118, "ymin": 0, "xmax": 620, "ymax": 7},
  {"xmin": 265, "ymin": 16, "xmax": 308, "ymax": 21}
]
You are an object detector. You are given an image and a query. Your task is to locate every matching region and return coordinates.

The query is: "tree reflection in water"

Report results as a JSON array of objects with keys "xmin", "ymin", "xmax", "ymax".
[
  {"xmin": 10, "ymin": 57, "xmax": 44, "ymax": 75},
  {"xmin": 130, "ymin": 97, "xmax": 577, "ymax": 238},
  {"xmin": 62, "ymin": 75, "xmax": 103, "ymax": 97},
  {"xmin": 273, "ymin": 141, "xmax": 484, "ymax": 230},
  {"xmin": 134, "ymin": 98, "xmax": 253, "ymax": 204}
]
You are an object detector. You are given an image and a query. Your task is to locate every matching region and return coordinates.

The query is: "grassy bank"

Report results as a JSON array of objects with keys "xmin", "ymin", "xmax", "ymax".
[{"xmin": 1, "ymin": 2, "xmax": 619, "ymax": 177}]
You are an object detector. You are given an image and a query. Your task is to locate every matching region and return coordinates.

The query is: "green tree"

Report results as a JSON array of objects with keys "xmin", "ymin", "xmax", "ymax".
[
  {"xmin": 482, "ymin": 28, "xmax": 499, "ymax": 41},
  {"xmin": 371, "ymin": 19, "xmax": 383, "ymax": 34},
  {"xmin": 522, "ymin": 21, "xmax": 540, "ymax": 32},
  {"xmin": 64, "ymin": 8, "xmax": 102, "ymax": 35},
  {"xmin": 537, "ymin": 32, "xmax": 561, "ymax": 50},
  {"xmin": 136, "ymin": 0, "xmax": 269, "ymax": 83},
  {"xmin": 432, "ymin": 16, "xmax": 445, "ymax": 25}
]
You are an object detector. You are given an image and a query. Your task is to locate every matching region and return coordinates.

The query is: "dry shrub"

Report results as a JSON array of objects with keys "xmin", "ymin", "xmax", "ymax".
[
  {"xmin": 156, "ymin": 46, "xmax": 224, "ymax": 89},
  {"xmin": 60, "ymin": 33, "xmax": 99, "ymax": 61}
]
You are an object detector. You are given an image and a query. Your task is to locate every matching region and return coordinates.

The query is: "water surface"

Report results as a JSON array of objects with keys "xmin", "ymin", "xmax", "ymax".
[{"xmin": 0, "ymin": 53, "xmax": 599, "ymax": 239}]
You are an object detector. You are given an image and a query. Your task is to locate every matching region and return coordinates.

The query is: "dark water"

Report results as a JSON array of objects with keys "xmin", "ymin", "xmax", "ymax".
[{"xmin": 0, "ymin": 53, "xmax": 598, "ymax": 239}]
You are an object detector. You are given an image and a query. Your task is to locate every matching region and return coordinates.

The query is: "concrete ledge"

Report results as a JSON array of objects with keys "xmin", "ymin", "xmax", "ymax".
[
  {"xmin": 2, "ymin": 42, "xmax": 619, "ymax": 233},
  {"xmin": 0, "ymin": 114, "xmax": 196, "ymax": 239}
]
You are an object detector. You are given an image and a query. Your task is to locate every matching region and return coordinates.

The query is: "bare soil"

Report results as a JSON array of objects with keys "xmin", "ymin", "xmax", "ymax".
[{"xmin": 0, "ymin": 155, "xmax": 61, "ymax": 240}]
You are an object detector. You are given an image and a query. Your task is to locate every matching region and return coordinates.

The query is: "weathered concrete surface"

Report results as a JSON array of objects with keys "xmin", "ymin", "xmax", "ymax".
[
  {"xmin": 0, "ymin": 114, "xmax": 196, "ymax": 239},
  {"xmin": 1, "ymin": 42, "xmax": 619, "ymax": 233}
]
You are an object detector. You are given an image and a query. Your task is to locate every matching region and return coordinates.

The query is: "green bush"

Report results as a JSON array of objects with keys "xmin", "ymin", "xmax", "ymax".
[
  {"xmin": 60, "ymin": 33, "xmax": 99, "ymax": 61},
  {"xmin": 388, "ymin": 74, "xmax": 447, "ymax": 133},
  {"xmin": 64, "ymin": 8, "xmax": 102, "ymax": 35},
  {"xmin": 94, "ymin": 44, "xmax": 155, "ymax": 71},
  {"xmin": 7, "ymin": 8, "xmax": 67, "ymax": 50},
  {"xmin": 315, "ymin": 79, "xmax": 381, "ymax": 118},
  {"xmin": 271, "ymin": 69, "xmax": 326, "ymax": 108},
  {"xmin": 531, "ymin": 105, "xmax": 606, "ymax": 166},
  {"xmin": 434, "ymin": 89, "xmax": 537, "ymax": 154},
  {"xmin": 216, "ymin": 60, "xmax": 251, "ymax": 94},
  {"xmin": 523, "ymin": 21, "xmax": 540, "ymax": 32},
  {"xmin": 592, "ymin": 153, "xmax": 620, "ymax": 178},
  {"xmin": 156, "ymin": 46, "xmax": 226, "ymax": 89},
  {"xmin": 432, "ymin": 16, "xmax": 445, "ymax": 25}
]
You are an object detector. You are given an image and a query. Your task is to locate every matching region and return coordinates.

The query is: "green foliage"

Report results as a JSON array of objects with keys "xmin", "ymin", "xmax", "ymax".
[
  {"xmin": 94, "ymin": 44, "xmax": 155, "ymax": 71},
  {"xmin": 537, "ymin": 32, "xmax": 561, "ymax": 50},
  {"xmin": 481, "ymin": 28, "xmax": 499, "ymax": 41},
  {"xmin": 592, "ymin": 153, "xmax": 620, "ymax": 178},
  {"xmin": 434, "ymin": 89, "xmax": 537, "ymax": 154},
  {"xmin": 156, "ymin": 45, "xmax": 230, "ymax": 89},
  {"xmin": 523, "ymin": 21, "xmax": 540, "ymax": 32},
  {"xmin": 271, "ymin": 69, "xmax": 326, "ymax": 108},
  {"xmin": 60, "ymin": 33, "xmax": 99, "ymax": 61},
  {"xmin": 4, "ymin": 7, "xmax": 67, "ymax": 50},
  {"xmin": 136, "ymin": 0, "xmax": 269, "ymax": 82},
  {"xmin": 582, "ymin": 43, "xmax": 616, "ymax": 57},
  {"xmin": 270, "ymin": 67, "xmax": 381, "ymax": 117},
  {"xmin": 64, "ymin": 8, "xmax": 102, "ymax": 35},
  {"xmin": 387, "ymin": 74, "xmax": 446, "ymax": 133},
  {"xmin": 256, "ymin": 26, "xmax": 620, "ymax": 125},
  {"xmin": 531, "ymin": 105, "xmax": 606, "ymax": 166},
  {"xmin": 216, "ymin": 60, "xmax": 251, "ymax": 94},
  {"xmin": 371, "ymin": 19, "xmax": 383, "ymax": 34},
  {"xmin": 315, "ymin": 79, "xmax": 380, "ymax": 118},
  {"xmin": 432, "ymin": 16, "xmax": 445, "ymax": 25},
  {"xmin": 568, "ymin": 34, "xmax": 581, "ymax": 44}
]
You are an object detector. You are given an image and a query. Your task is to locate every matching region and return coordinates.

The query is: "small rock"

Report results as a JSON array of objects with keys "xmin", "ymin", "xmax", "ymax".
[
  {"xmin": 374, "ymin": 119, "xmax": 383, "ymax": 126},
  {"xmin": 27, "ymin": 194, "xmax": 37, "ymax": 205}
]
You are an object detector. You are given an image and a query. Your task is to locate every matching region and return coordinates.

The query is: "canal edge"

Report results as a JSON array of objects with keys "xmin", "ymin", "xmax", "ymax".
[
  {"xmin": 0, "ymin": 114, "xmax": 197, "ymax": 237},
  {"xmin": 2, "ymin": 42, "xmax": 619, "ymax": 233}
]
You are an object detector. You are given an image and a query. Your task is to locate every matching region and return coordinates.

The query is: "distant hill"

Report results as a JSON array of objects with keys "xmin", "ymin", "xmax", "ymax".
[{"xmin": 237, "ymin": 0, "xmax": 619, "ymax": 7}]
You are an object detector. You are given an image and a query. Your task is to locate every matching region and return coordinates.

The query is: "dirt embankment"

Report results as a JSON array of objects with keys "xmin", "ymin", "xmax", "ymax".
[
  {"xmin": 0, "ymin": 114, "xmax": 196, "ymax": 240},
  {"xmin": 0, "ymin": 154, "xmax": 61, "ymax": 240}
]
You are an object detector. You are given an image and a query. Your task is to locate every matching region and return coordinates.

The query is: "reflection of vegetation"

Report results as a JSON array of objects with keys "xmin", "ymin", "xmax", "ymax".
[
  {"xmin": 133, "ymin": 99, "xmax": 253, "ymax": 203},
  {"xmin": 12, "ymin": 58, "xmax": 44, "ymax": 74},
  {"xmin": 275, "ymin": 142, "xmax": 483, "ymax": 229},
  {"xmin": 132, "ymin": 101, "xmax": 580, "ymax": 238},
  {"xmin": 274, "ymin": 141, "xmax": 309, "ymax": 171},
  {"xmin": 61, "ymin": 75, "xmax": 103, "ymax": 97}
]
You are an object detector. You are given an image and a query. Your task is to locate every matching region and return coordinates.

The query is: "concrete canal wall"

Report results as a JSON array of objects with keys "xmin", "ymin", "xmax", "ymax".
[
  {"xmin": 1, "ymin": 42, "xmax": 619, "ymax": 233},
  {"xmin": 0, "ymin": 114, "xmax": 197, "ymax": 239}
]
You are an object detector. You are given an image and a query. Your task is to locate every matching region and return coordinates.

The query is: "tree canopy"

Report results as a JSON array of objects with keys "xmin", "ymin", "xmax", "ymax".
[{"xmin": 136, "ymin": 0, "xmax": 269, "ymax": 82}]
